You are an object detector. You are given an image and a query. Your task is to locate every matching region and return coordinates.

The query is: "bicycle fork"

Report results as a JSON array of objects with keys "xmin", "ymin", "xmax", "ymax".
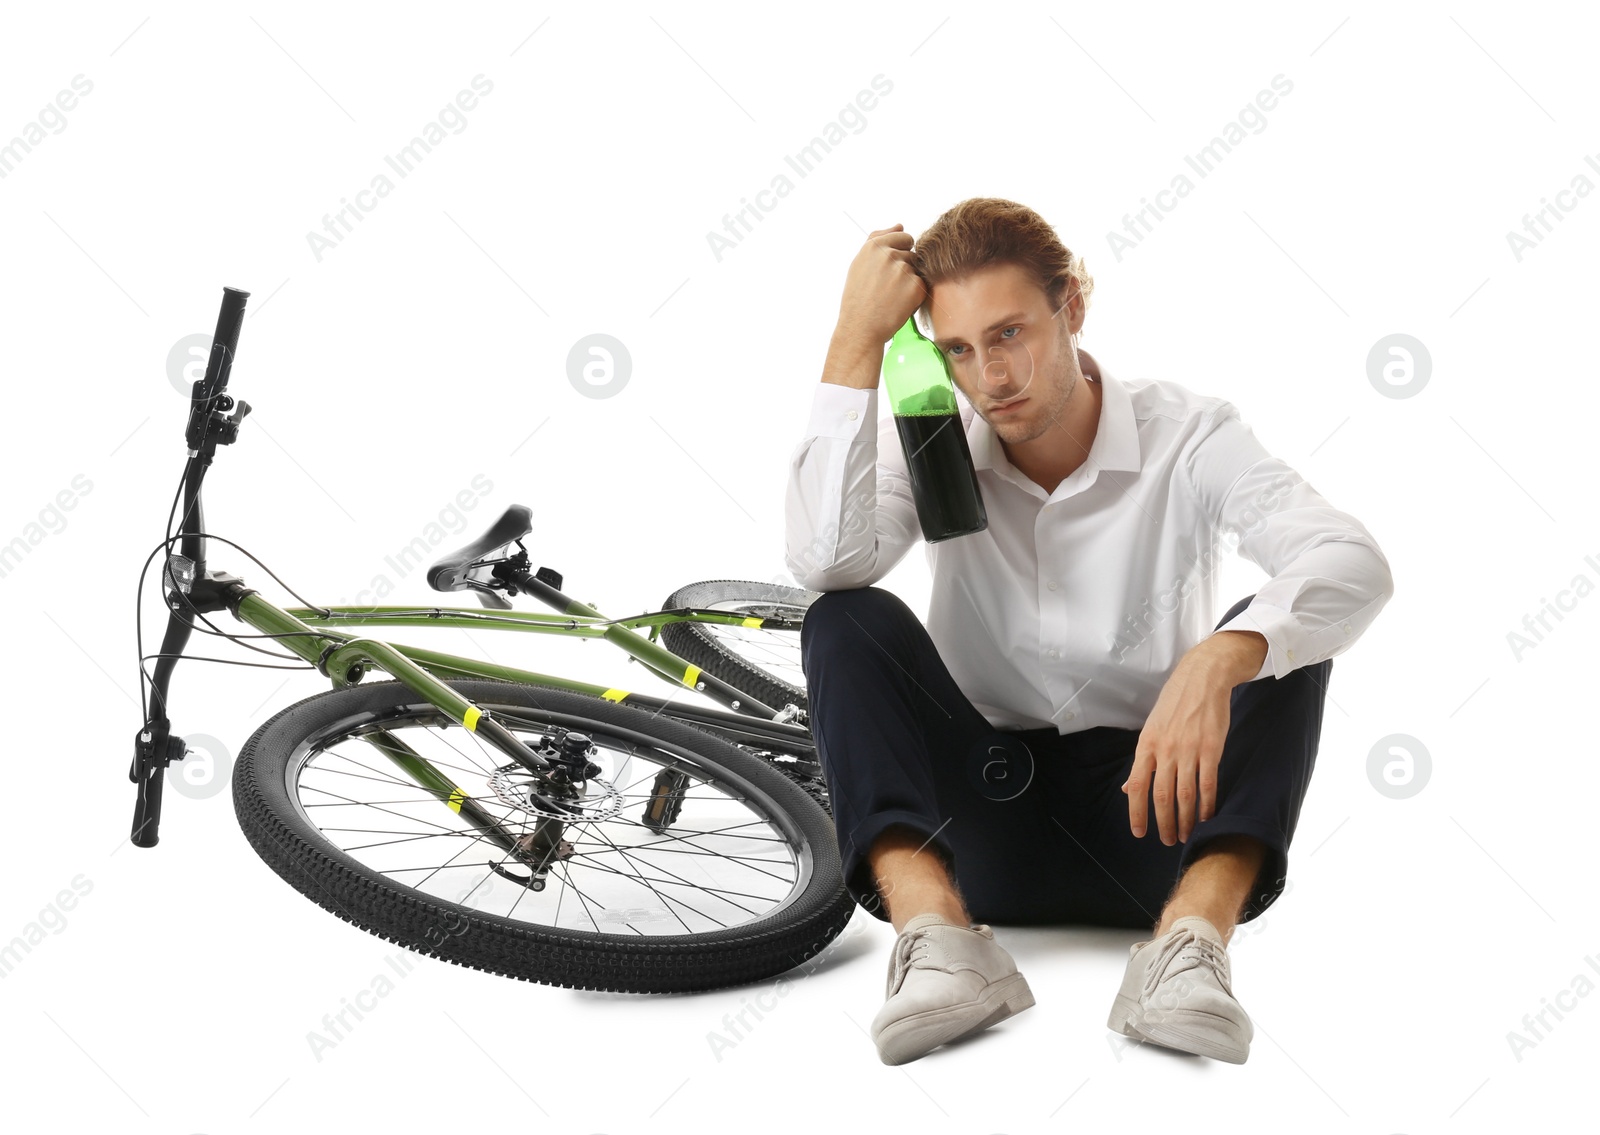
[
  {"xmin": 356, "ymin": 726, "xmax": 580, "ymax": 891},
  {"xmin": 136, "ymin": 569, "xmax": 579, "ymax": 891}
]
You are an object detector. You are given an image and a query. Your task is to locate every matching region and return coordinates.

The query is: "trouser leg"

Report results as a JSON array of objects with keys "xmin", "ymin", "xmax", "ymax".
[
  {"xmin": 799, "ymin": 586, "xmax": 1074, "ymax": 924},
  {"xmin": 800, "ymin": 588, "xmax": 1332, "ymax": 928},
  {"xmin": 1052, "ymin": 593, "xmax": 1333, "ymax": 927}
]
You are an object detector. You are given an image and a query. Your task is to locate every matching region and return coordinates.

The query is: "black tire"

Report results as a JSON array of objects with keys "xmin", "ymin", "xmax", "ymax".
[
  {"xmin": 660, "ymin": 580, "xmax": 817, "ymax": 721},
  {"xmin": 233, "ymin": 678, "xmax": 853, "ymax": 993}
]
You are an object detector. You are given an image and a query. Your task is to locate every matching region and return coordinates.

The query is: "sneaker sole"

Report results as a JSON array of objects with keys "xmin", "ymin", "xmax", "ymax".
[
  {"xmin": 873, "ymin": 972, "xmax": 1036, "ymax": 1065},
  {"xmin": 1107, "ymin": 994, "xmax": 1250, "ymax": 1063}
]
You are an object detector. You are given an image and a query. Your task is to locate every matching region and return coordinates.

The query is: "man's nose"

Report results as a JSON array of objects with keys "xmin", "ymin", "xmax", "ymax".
[{"xmin": 980, "ymin": 343, "xmax": 1029, "ymax": 394}]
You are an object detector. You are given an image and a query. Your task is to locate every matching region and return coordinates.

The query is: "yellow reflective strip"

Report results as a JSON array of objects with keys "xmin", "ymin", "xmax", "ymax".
[
  {"xmin": 601, "ymin": 688, "xmax": 629, "ymax": 702},
  {"xmin": 684, "ymin": 664, "xmax": 701, "ymax": 689},
  {"xmin": 448, "ymin": 787, "xmax": 467, "ymax": 813},
  {"xmin": 740, "ymin": 616, "xmax": 763, "ymax": 627},
  {"xmin": 462, "ymin": 706, "xmax": 481, "ymax": 732}
]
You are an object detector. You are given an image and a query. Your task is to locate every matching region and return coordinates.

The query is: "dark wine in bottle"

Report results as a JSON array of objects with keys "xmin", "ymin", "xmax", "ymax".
[
  {"xmin": 882, "ymin": 317, "xmax": 987, "ymax": 542},
  {"xmin": 894, "ymin": 411, "xmax": 987, "ymax": 541}
]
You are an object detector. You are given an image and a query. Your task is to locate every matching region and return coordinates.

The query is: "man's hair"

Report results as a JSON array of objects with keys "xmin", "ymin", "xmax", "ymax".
[{"xmin": 912, "ymin": 197, "xmax": 1094, "ymax": 338}]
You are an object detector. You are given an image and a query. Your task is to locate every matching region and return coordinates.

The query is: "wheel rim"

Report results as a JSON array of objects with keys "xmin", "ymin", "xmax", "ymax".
[{"xmin": 282, "ymin": 699, "xmax": 817, "ymax": 938}]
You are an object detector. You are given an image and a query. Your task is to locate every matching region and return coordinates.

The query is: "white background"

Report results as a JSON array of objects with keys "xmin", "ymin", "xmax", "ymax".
[{"xmin": 1, "ymin": 1, "xmax": 1595, "ymax": 1131}]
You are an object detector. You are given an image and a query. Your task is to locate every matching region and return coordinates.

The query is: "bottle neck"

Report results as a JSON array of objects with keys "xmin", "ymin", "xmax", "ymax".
[{"xmin": 892, "ymin": 316, "xmax": 925, "ymax": 345}]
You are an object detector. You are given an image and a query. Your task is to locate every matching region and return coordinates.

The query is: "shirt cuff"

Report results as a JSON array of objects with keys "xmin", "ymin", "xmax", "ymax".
[
  {"xmin": 1209, "ymin": 600, "xmax": 1301, "ymax": 682},
  {"xmin": 804, "ymin": 382, "xmax": 875, "ymax": 440}
]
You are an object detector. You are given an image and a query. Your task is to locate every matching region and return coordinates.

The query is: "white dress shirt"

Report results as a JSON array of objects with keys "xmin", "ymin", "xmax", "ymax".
[{"xmin": 783, "ymin": 364, "xmax": 1395, "ymax": 734}]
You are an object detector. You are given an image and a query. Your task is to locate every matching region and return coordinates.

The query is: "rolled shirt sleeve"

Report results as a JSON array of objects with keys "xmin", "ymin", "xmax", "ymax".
[
  {"xmin": 783, "ymin": 383, "xmax": 922, "ymax": 591},
  {"xmin": 1183, "ymin": 400, "xmax": 1396, "ymax": 681}
]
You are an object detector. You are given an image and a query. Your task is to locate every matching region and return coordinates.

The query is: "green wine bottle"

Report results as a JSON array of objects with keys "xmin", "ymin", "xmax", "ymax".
[{"xmin": 882, "ymin": 316, "xmax": 987, "ymax": 542}]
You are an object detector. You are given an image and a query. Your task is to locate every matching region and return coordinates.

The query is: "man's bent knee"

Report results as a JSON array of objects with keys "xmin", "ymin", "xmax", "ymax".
[{"xmin": 801, "ymin": 586, "xmax": 916, "ymax": 654}]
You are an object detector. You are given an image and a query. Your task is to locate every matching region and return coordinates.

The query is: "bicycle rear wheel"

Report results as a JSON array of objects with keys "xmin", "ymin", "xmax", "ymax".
[
  {"xmin": 233, "ymin": 678, "xmax": 853, "ymax": 993},
  {"xmin": 660, "ymin": 580, "xmax": 815, "ymax": 722}
]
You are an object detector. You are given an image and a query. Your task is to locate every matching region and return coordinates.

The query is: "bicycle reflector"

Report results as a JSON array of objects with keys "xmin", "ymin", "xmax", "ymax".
[{"xmin": 165, "ymin": 553, "xmax": 196, "ymax": 600}]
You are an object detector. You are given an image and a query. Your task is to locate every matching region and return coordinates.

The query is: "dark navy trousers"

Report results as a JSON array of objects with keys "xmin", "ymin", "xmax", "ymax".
[{"xmin": 799, "ymin": 586, "xmax": 1332, "ymax": 929}]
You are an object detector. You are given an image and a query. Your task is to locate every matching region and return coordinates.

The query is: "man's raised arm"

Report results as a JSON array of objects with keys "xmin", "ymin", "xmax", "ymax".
[{"xmin": 784, "ymin": 225, "xmax": 928, "ymax": 591}]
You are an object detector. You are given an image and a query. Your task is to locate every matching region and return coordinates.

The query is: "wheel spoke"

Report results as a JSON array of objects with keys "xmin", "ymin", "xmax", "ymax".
[
  {"xmin": 660, "ymin": 587, "xmax": 811, "ymax": 718},
  {"xmin": 571, "ymin": 827, "xmax": 701, "ymax": 933},
  {"xmin": 296, "ymin": 783, "xmax": 474, "ymax": 838},
  {"xmin": 566, "ymin": 846, "xmax": 785, "ymax": 909},
  {"xmin": 552, "ymin": 859, "xmax": 605, "ymax": 933},
  {"xmin": 567, "ymin": 837, "xmax": 794, "ymax": 869},
  {"xmin": 275, "ymin": 697, "xmax": 818, "ymax": 939}
]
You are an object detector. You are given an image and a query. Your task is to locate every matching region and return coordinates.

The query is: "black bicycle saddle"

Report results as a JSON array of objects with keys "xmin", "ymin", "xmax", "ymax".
[{"xmin": 426, "ymin": 503, "xmax": 534, "ymax": 607}]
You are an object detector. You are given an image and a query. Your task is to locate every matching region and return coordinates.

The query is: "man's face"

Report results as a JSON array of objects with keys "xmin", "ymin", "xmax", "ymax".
[{"xmin": 928, "ymin": 262, "xmax": 1082, "ymax": 445}]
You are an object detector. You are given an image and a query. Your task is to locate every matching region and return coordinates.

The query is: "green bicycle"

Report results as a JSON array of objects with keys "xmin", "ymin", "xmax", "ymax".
[{"xmin": 129, "ymin": 286, "xmax": 837, "ymax": 994}]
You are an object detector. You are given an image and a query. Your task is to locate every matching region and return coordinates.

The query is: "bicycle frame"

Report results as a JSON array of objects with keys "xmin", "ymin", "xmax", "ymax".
[
  {"xmin": 129, "ymin": 285, "xmax": 812, "ymax": 857},
  {"xmin": 240, "ymin": 596, "xmax": 814, "ymax": 754}
]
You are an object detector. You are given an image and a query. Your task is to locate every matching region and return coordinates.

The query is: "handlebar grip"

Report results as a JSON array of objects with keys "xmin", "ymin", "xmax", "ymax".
[
  {"xmin": 202, "ymin": 286, "xmax": 250, "ymax": 400},
  {"xmin": 130, "ymin": 758, "xmax": 165, "ymax": 848},
  {"xmin": 186, "ymin": 286, "xmax": 250, "ymax": 451}
]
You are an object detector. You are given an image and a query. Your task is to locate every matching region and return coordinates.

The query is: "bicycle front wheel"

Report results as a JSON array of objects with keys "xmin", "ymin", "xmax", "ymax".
[{"xmin": 232, "ymin": 678, "xmax": 853, "ymax": 993}]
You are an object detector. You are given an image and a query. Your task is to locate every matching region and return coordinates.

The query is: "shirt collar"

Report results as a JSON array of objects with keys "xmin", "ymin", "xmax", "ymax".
[{"xmin": 967, "ymin": 364, "xmax": 1141, "ymax": 478}]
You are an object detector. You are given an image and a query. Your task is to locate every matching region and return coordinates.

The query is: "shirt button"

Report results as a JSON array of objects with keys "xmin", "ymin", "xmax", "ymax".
[
  {"xmin": 1287, "ymin": 650, "xmax": 1296, "ymax": 661},
  {"xmin": 1343, "ymin": 623, "xmax": 1351, "ymax": 633},
  {"xmin": 845, "ymin": 410, "xmax": 858, "ymax": 420},
  {"xmin": 1046, "ymin": 581, "xmax": 1058, "ymax": 591},
  {"xmin": 1044, "ymin": 647, "xmax": 1059, "ymax": 658},
  {"xmin": 1064, "ymin": 711, "xmax": 1076, "ymax": 720}
]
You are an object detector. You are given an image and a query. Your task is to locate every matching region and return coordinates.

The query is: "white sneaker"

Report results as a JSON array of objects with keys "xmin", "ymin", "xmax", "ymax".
[
  {"xmin": 1106, "ymin": 914, "xmax": 1252, "ymax": 1063},
  {"xmin": 869, "ymin": 912, "xmax": 1035, "ymax": 1065}
]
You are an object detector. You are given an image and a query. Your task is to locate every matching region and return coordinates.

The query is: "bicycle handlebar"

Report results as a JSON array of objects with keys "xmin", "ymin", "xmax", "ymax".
[
  {"xmin": 185, "ymin": 286, "xmax": 250, "ymax": 452},
  {"xmin": 133, "ymin": 284, "xmax": 252, "ymax": 849}
]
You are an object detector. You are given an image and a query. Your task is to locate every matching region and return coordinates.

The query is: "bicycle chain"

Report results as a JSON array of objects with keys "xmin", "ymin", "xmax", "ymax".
[{"xmin": 743, "ymin": 748, "xmax": 832, "ymax": 818}]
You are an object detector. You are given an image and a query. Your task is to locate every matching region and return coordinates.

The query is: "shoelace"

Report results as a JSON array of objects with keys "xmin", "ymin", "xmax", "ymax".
[
  {"xmin": 1141, "ymin": 927, "xmax": 1233, "ymax": 1000},
  {"xmin": 886, "ymin": 926, "xmax": 939, "ymax": 997}
]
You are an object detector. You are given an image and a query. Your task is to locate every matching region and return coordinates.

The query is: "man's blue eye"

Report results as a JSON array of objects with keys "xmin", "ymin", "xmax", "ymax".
[{"xmin": 948, "ymin": 327, "xmax": 1019, "ymax": 358}]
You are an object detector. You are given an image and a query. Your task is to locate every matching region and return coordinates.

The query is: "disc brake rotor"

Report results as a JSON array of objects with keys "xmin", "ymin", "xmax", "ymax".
[{"xmin": 486, "ymin": 762, "xmax": 623, "ymax": 822}]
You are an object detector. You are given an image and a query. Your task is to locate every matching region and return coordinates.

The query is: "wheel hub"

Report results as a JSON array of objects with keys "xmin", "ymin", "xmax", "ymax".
[{"xmin": 486, "ymin": 762, "xmax": 623, "ymax": 821}]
